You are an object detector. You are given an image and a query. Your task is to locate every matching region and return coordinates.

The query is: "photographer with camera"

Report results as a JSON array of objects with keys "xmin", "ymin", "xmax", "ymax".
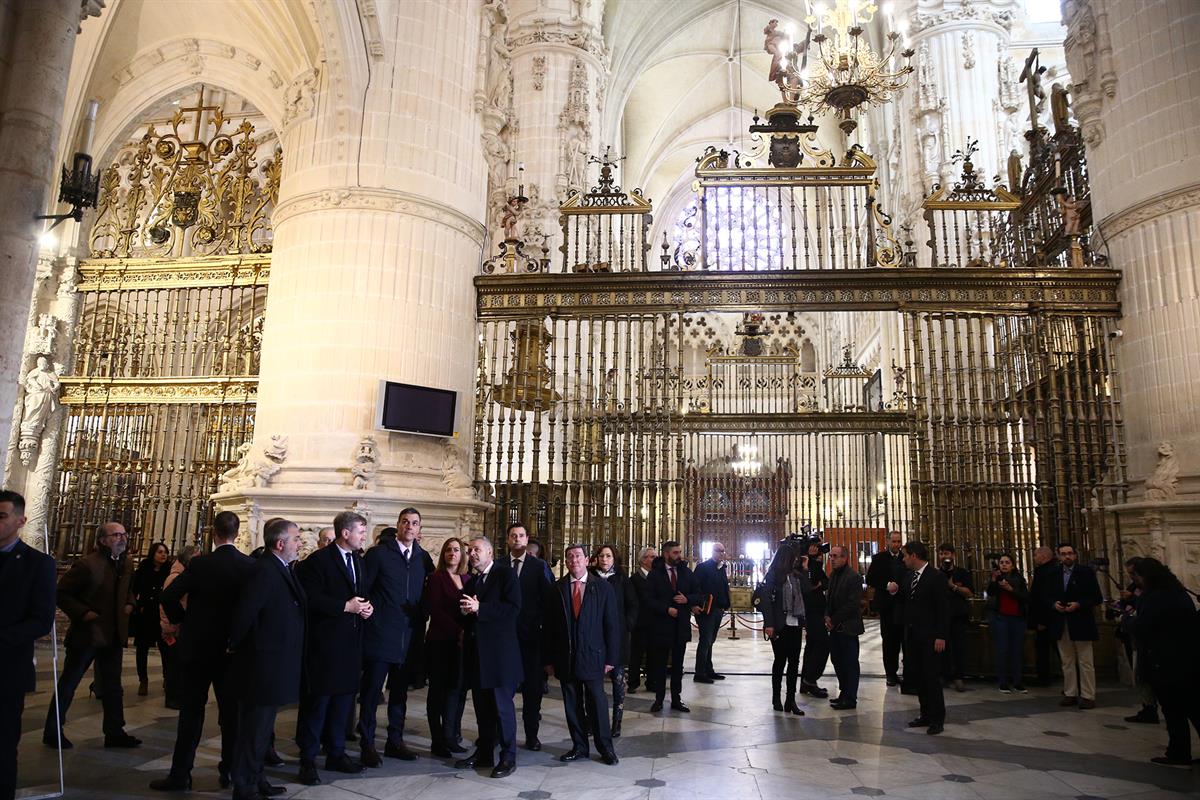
[
  {"xmin": 759, "ymin": 541, "xmax": 812, "ymax": 715},
  {"xmin": 985, "ymin": 553, "xmax": 1029, "ymax": 693},
  {"xmin": 799, "ymin": 537, "xmax": 830, "ymax": 699},
  {"xmin": 936, "ymin": 544, "xmax": 973, "ymax": 692}
]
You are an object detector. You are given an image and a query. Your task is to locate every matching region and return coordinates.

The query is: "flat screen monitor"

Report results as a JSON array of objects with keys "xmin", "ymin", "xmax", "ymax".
[{"xmin": 377, "ymin": 381, "xmax": 456, "ymax": 437}]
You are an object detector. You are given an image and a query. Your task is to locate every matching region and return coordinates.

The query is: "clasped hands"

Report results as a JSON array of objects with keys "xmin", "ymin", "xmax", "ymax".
[
  {"xmin": 1054, "ymin": 600, "xmax": 1081, "ymax": 613},
  {"xmin": 344, "ymin": 596, "xmax": 374, "ymax": 618},
  {"xmin": 459, "ymin": 594, "xmax": 481, "ymax": 615}
]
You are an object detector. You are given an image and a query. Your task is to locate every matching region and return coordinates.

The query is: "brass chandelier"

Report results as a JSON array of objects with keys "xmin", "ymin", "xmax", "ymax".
[{"xmin": 769, "ymin": 1, "xmax": 914, "ymax": 134}]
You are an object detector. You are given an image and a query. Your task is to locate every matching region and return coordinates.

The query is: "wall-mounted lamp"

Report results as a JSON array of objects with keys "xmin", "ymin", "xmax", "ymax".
[{"xmin": 35, "ymin": 152, "xmax": 100, "ymax": 230}]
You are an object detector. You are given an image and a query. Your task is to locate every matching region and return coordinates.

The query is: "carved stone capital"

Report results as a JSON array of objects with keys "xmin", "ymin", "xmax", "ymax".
[
  {"xmin": 272, "ymin": 187, "xmax": 487, "ymax": 246},
  {"xmin": 1099, "ymin": 182, "xmax": 1200, "ymax": 240}
]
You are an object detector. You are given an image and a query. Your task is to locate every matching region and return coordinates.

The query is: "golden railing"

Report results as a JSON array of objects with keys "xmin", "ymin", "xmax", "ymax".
[{"xmin": 558, "ymin": 155, "xmax": 653, "ymax": 273}]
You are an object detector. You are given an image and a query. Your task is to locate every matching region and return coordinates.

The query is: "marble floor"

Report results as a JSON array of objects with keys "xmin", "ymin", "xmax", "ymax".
[{"xmin": 17, "ymin": 621, "xmax": 1199, "ymax": 800}]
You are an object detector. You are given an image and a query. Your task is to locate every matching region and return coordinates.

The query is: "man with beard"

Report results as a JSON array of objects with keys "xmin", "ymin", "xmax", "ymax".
[
  {"xmin": 505, "ymin": 522, "xmax": 553, "ymax": 750},
  {"xmin": 645, "ymin": 541, "xmax": 702, "ymax": 713}
]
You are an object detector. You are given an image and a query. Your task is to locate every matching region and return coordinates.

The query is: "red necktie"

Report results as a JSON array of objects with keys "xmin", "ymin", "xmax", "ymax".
[
  {"xmin": 670, "ymin": 566, "xmax": 677, "ymax": 591},
  {"xmin": 572, "ymin": 580, "xmax": 583, "ymax": 618}
]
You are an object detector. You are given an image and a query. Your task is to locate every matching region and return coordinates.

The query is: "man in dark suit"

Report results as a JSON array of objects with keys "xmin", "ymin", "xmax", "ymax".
[
  {"xmin": 887, "ymin": 540, "xmax": 949, "ymax": 734},
  {"xmin": 295, "ymin": 512, "xmax": 374, "ymax": 785},
  {"xmin": 936, "ymin": 543, "xmax": 974, "ymax": 692},
  {"xmin": 692, "ymin": 542, "xmax": 731, "ymax": 684},
  {"xmin": 799, "ymin": 539, "xmax": 830, "ymax": 698},
  {"xmin": 645, "ymin": 540, "xmax": 703, "ymax": 713},
  {"xmin": 43, "ymin": 520, "xmax": 140, "ymax": 750},
  {"xmin": 505, "ymin": 521, "xmax": 554, "ymax": 750},
  {"xmin": 824, "ymin": 545, "xmax": 864, "ymax": 710},
  {"xmin": 1047, "ymin": 542, "xmax": 1103, "ymax": 709},
  {"xmin": 627, "ymin": 546, "xmax": 656, "ymax": 693},
  {"xmin": 149, "ymin": 511, "xmax": 256, "ymax": 792},
  {"xmin": 1028, "ymin": 545, "xmax": 1058, "ymax": 686},
  {"xmin": 865, "ymin": 531, "xmax": 906, "ymax": 686},
  {"xmin": 0, "ymin": 490, "xmax": 56, "ymax": 800},
  {"xmin": 357, "ymin": 507, "xmax": 433, "ymax": 765},
  {"xmin": 456, "ymin": 536, "xmax": 523, "ymax": 778},
  {"xmin": 227, "ymin": 518, "xmax": 306, "ymax": 800},
  {"xmin": 544, "ymin": 544, "xmax": 620, "ymax": 765}
]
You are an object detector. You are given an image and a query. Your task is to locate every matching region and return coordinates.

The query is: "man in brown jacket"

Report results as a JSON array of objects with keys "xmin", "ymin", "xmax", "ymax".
[{"xmin": 43, "ymin": 521, "xmax": 141, "ymax": 749}]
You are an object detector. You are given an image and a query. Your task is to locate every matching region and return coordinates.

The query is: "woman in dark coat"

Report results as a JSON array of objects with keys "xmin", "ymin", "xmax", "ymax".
[
  {"xmin": 131, "ymin": 541, "xmax": 171, "ymax": 697},
  {"xmin": 424, "ymin": 537, "xmax": 470, "ymax": 757},
  {"xmin": 593, "ymin": 544, "xmax": 639, "ymax": 737},
  {"xmin": 758, "ymin": 540, "xmax": 811, "ymax": 715},
  {"xmin": 985, "ymin": 552, "xmax": 1030, "ymax": 693}
]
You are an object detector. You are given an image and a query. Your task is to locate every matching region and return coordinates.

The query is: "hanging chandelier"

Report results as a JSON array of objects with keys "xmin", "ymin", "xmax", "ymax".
[{"xmin": 767, "ymin": 1, "xmax": 914, "ymax": 135}]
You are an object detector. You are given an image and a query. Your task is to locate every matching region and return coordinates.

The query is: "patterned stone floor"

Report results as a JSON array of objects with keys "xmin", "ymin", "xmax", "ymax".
[{"xmin": 17, "ymin": 620, "xmax": 1200, "ymax": 799}]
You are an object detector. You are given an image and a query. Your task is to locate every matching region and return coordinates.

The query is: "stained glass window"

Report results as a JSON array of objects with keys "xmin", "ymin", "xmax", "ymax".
[{"xmin": 669, "ymin": 187, "xmax": 786, "ymax": 270}]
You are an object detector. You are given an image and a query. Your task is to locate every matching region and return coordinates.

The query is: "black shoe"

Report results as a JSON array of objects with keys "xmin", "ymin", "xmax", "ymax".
[
  {"xmin": 361, "ymin": 744, "xmax": 382, "ymax": 768},
  {"xmin": 430, "ymin": 745, "xmax": 453, "ymax": 758},
  {"xmin": 384, "ymin": 741, "xmax": 418, "ymax": 761},
  {"xmin": 345, "ymin": 731, "xmax": 357, "ymax": 742},
  {"xmin": 448, "ymin": 741, "xmax": 468, "ymax": 754},
  {"xmin": 490, "ymin": 761, "xmax": 516, "ymax": 778},
  {"xmin": 219, "ymin": 773, "xmax": 231, "ymax": 790},
  {"xmin": 800, "ymin": 683, "xmax": 828, "ymax": 698},
  {"xmin": 927, "ymin": 723, "xmax": 945, "ymax": 735},
  {"xmin": 164, "ymin": 699, "xmax": 181, "ymax": 711},
  {"xmin": 783, "ymin": 697, "xmax": 805, "ymax": 716},
  {"xmin": 1151, "ymin": 756, "xmax": 1192, "ymax": 766},
  {"xmin": 772, "ymin": 697, "xmax": 784, "ymax": 711},
  {"xmin": 559, "ymin": 748, "xmax": 589, "ymax": 762},
  {"xmin": 628, "ymin": 685, "xmax": 639, "ymax": 694},
  {"xmin": 43, "ymin": 733, "xmax": 72, "ymax": 750},
  {"xmin": 907, "ymin": 717, "xmax": 930, "ymax": 728},
  {"xmin": 298, "ymin": 762, "xmax": 321, "ymax": 786},
  {"xmin": 830, "ymin": 698, "xmax": 857, "ymax": 710},
  {"xmin": 104, "ymin": 732, "xmax": 143, "ymax": 748},
  {"xmin": 324, "ymin": 754, "xmax": 364, "ymax": 774},
  {"xmin": 694, "ymin": 676, "xmax": 715, "ymax": 684},
  {"xmin": 1126, "ymin": 706, "xmax": 1160, "ymax": 724},
  {"xmin": 650, "ymin": 698, "xmax": 664, "ymax": 712},
  {"xmin": 670, "ymin": 700, "xmax": 691, "ymax": 713},
  {"xmin": 712, "ymin": 673, "xmax": 726, "ymax": 680},
  {"xmin": 526, "ymin": 739, "xmax": 542, "ymax": 751},
  {"xmin": 885, "ymin": 675, "xmax": 899, "ymax": 687},
  {"xmin": 455, "ymin": 752, "xmax": 493, "ymax": 770},
  {"xmin": 602, "ymin": 751, "xmax": 620, "ymax": 765},
  {"xmin": 258, "ymin": 783, "xmax": 286, "ymax": 797},
  {"xmin": 149, "ymin": 776, "xmax": 192, "ymax": 792},
  {"xmin": 263, "ymin": 749, "xmax": 285, "ymax": 766}
]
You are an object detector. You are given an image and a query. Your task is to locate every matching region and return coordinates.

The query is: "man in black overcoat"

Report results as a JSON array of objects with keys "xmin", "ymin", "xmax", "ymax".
[
  {"xmin": 692, "ymin": 542, "xmax": 731, "ymax": 683},
  {"xmin": 0, "ymin": 491, "xmax": 56, "ymax": 800},
  {"xmin": 627, "ymin": 546, "xmax": 656, "ymax": 692},
  {"xmin": 357, "ymin": 507, "xmax": 433, "ymax": 764},
  {"xmin": 544, "ymin": 544, "xmax": 620, "ymax": 765},
  {"xmin": 295, "ymin": 512, "xmax": 374, "ymax": 785},
  {"xmin": 887, "ymin": 540, "xmax": 949, "ymax": 734},
  {"xmin": 645, "ymin": 540, "xmax": 703, "ymax": 713},
  {"xmin": 456, "ymin": 536, "xmax": 523, "ymax": 779},
  {"xmin": 1047, "ymin": 542, "xmax": 1103, "ymax": 709},
  {"xmin": 1027, "ymin": 545, "xmax": 1058, "ymax": 686},
  {"xmin": 227, "ymin": 518, "xmax": 306, "ymax": 800},
  {"xmin": 505, "ymin": 521, "xmax": 554, "ymax": 750},
  {"xmin": 865, "ymin": 530, "xmax": 906, "ymax": 686},
  {"xmin": 150, "ymin": 511, "xmax": 256, "ymax": 792}
]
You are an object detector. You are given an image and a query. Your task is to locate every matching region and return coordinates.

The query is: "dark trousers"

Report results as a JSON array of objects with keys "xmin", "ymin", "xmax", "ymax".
[
  {"xmin": 628, "ymin": 628, "xmax": 649, "ymax": 689},
  {"xmin": 878, "ymin": 605, "xmax": 903, "ymax": 680},
  {"xmin": 1153, "ymin": 678, "xmax": 1200, "ymax": 760},
  {"xmin": 297, "ymin": 691, "xmax": 354, "ymax": 762},
  {"xmin": 472, "ymin": 685, "xmax": 517, "ymax": 764},
  {"xmin": 1, "ymin": 687, "xmax": 24, "ymax": 800},
  {"xmin": 1034, "ymin": 623, "xmax": 1054, "ymax": 684},
  {"xmin": 941, "ymin": 615, "xmax": 968, "ymax": 680},
  {"xmin": 167, "ymin": 657, "xmax": 239, "ymax": 780},
  {"xmin": 770, "ymin": 625, "xmax": 803, "ymax": 697},
  {"xmin": 607, "ymin": 666, "xmax": 627, "ymax": 730},
  {"xmin": 425, "ymin": 640, "xmax": 466, "ymax": 748},
  {"xmin": 992, "ymin": 614, "xmax": 1027, "ymax": 686},
  {"xmin": 907, "ymin": 635, "xmax": 946, "ymax": 723},
  {"xmin": 801, "ymin": 613, "xmax": 829, "ymax": 684},
  {"xmin": 359, "ymin": 658, "xmax": 411, "ymax": 746},
  {"xmin": 232, "ymin": 703, "xmax": 277, "ymax": 799},
  {"xmin": 562, "ymin": 676, "xmax": 613, "ymax": 755},
  {"xmin": 517, "ymin": 637, "xmax": 544, "ymax": 742},
  {"xmin": 647, "ymin": 640, "xmax": 686, "ymax": 700},
  {"xmin": 135, "ymin": 639, "xmax": 168, "ymax": 684},
  {"xmin": 828, "ymin": 632, "xmax": 860, "ymax": 703},
  {"xmin": 44, "ymin": 643, "xmax": 126, "ymax": 738},
  {"xmin": 694, "ymin": 611, "xmax": 723, "ymax": 678}
]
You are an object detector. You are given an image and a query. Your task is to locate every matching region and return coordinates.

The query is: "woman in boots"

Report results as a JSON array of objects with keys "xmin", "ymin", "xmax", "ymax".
[
  {"xmin": 760, "ymin": 542, "xmax": 811, "ymax": 715},
  {"xmin": 593, "ymin": 544, "xmax": 639, "ymax": 737},
  {"xmin": 131, "ymin": 541, "xmax": 171, "ymax": 697}
]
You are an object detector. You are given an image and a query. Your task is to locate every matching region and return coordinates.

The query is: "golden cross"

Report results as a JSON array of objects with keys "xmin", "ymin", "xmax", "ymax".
[{"xmin": 178, "ymin": 86, "xmax": 222, "ymax": 142}]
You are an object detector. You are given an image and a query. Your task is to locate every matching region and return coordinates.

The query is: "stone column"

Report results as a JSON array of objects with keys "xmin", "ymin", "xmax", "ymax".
[
  {"xmin": 0, "ymin": 0, "xmax": 95, "ymax": 487},
  {"xmin": 214, "ymin": 0, "xmax": 491, "ymax": 549},
  {"xmin": 1070, "ymin": 0, "xmax": 1200, "ymax": 582}
]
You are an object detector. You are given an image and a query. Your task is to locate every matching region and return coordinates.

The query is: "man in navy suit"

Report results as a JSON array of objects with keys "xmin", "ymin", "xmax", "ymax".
[
  {"xmin": 0, "ymin": 490, "xmax": 56, "ymax": 800},
  {"xmin": 456, "ymin": 536, "xmax": 523, "ymax": 778},
  {"xmin": 544, "ymin": 544, "xmax": 620, "ymax": 765},
  {"xmin": 887, "ymin": 540, "xmax": 949, "ymax": 734},
  {"xmin": 692, "ymin": 542, "xmax": 731, "ymax": 683},
  {"xmin": 1048, "ymin": 542, "xmax": 1103, "ymax": 709},
  {"xmin": 505, "ymin": 522, "xmax": 554, "ymax": 750},
  {"xmin": 645, "ymin": 540, "xmax": 703, "ymax": 713},
  {"xmin": 295, "ymin": 512, "xmax": 374, "ymax": 785},
  {"xmin": 358, "ymin": 507, "xmax": 433, "ymax": 764},
  {"xmin": 227, "ymin": 518, "xmax": 306, "ymax": 800},
  {"xmin": 149, "ymin": 511, "xmax": 257, "ymax": 792}
]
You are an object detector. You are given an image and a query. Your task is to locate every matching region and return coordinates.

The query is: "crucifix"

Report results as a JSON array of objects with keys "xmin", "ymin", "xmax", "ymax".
[
  {"xmin": 1018, "ymin": 48, "xmax": 1047, "ymax": 137},
  {"xmin": 179, "ymin": 85, "xmax": 222, "ymax": 143}
]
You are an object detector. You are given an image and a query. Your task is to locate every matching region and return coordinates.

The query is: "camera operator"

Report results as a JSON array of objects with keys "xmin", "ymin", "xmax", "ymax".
[
  {"xmin": 1115, "ymin": 557, "xmax": 1158, "ymax": 724},
  {"xmin": 936, "ymin": 544, "xmax": 973, "ymax": 692},
  {"xmin": 985, "ymin": 553, "xmax": 1029, "ymax": 693},
  {"xmin": 759, "ymin": 542, "xmax": 811, "ymax": 715},
  {"xmin": 798, "ymin": 538, "xmax": 830, "ymax": 699}
]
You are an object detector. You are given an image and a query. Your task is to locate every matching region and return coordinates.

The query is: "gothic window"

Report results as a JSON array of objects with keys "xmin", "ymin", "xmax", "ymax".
[{"xmin": 670, "ymin": 189, "xmax": 786, "ymax": 271}]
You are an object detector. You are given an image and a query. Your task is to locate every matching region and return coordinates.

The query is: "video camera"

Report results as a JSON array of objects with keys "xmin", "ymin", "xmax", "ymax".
[
  {"xmin": 984, "ymin": 551, "xmax": 1004, "ymax": 571},
  {"xmin": 783, "ymin": 524, "xmax": 829, "ymax": 555}
]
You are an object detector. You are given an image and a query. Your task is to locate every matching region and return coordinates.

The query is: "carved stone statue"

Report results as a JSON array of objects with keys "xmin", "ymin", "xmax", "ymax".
[
  {"xmin": 1055, "ymin": 192, "xmax": 1085, "ymax": 236},
  {"xmin": 441, "ymin": 442, "xmax": 476, "ymax": 498},
  {"xmin": 483, "ymin": 0, "xmax": 512, "ymax": 116},
  {"xmin": 1007, "ymin": 149, "xmax": 1023, "ymax": 193},
  {"xmin": 218, "ymin": 435, "xmax": 288, "ymax": 492},
  {"xmin": 1144, "ymin": 441, "xmax": 1179, "ymax": 502},
  {"xmin": 219, "ymin": 442, "xmax": 254, "ymax": 493},
  {"xmin": 18, "ymin": 357, "xmax": 63, "ymax": 465},
  {"xmin": 351, "ymin": 435, "xmax": 379, "ymax": 490},
  {"xmin": 564, "ymin": 135, "xmax": 587, "ymax": 189},
  {"xmin": 253, "ymin": 434, "xmax": 288, "ymax": 487},
  {"xmin": 1050, "ymin": 83, "xmax": 1072, "ymax": 136}
]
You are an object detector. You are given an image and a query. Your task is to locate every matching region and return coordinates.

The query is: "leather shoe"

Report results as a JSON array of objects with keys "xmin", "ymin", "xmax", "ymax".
[
  {"xmin": 602, "ymin": 751, "xmax": 620, "ymax": 765},
  {"xmin": 385, "ymin": 741, "xmax": 418, "ymax": 761},
  {"xmin": 455, "ymin": 752, "xmax": 494, "ymax": 770},
  {"xmin": 257, "ymin": 783, "xmax": 286, "ymax": 797},
  {"xmin": 927, "ymin": 723, "xmax": 945, "ymax": 735},
  {"xmin": 670, "ymin": 700, "xmax": 691, "ymax": 713},
  {"xmin": 149, "ymin": 776, "xmax": 192, "ymax": 792},
  {"xmin": 712, "ymin": 673, "xmax": 726, "ymax": 680},
  {"xmin": 448, "ymin": 741, "xmax": 468, "ymax": 754},
  {"xmin": 490, "ymin": 761, "xmax": 516, "ymax": 778},
  {"xmin": 361, "ymin": 744, "xmax": 382, "ymax": 768},
  {"xmin": 263, "ymin": 749, "xmax": 285, "ymax": 766},
  {"xmin": 43, "ymin": 733, "xmax": 72, "ymax": 749},
  {"xmin": 694, "ymin": 676, "xmax": 715, "ymax": 684},
  {"xmin": 885, "ymin": 675, "xmax": 899, "ymax": 687},
  {"xmin": 559, "ymin": 748, "xmax": 589, "ymax": 762},
  {"xmin": 1079, "ymin": 698, "xmax": 1096, "ymax": 710},
  {"xmin": 526, "ymin": 739, "xmax": 542, "ymax": 751},
  {"xmin": 298, "ymin": 762, "xmax": 321, "ymax": 786},
  {"xmin": 324, "ymin": 754, "xmax": 364, "ymax": 774},
  {"xmin": 1059, "ymin": 696, "xmax": 1078, "ymax": 707},
  {"xmin": 430, "ymin": 745, "xmax": 453, "ymax": 758},
  {"xmin": 830, "ymin": 700, "xmax": 857, "ymax": 710},
  {"xmin": 104, "ymin": 732, "xmax": 143, "ymax": 748},
  {"xmin": 650, "ymin": 699, "xmax": 664, "ymax": 712},
  {"xmin": 800, "ymin": 683, "xmax": 829, "ymax": 698},
  {"xmin": 907, "ymin": 717, "xmax": 930, "ymax": 728}
]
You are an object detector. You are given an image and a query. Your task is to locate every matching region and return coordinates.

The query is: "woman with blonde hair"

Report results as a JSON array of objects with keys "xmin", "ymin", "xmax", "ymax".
[{"xmin": 425, "ymin": 537, "xmax": 470, "ymax": 757}]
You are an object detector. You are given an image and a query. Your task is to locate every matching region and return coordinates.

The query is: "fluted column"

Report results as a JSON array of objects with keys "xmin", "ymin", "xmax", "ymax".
[{"xmin": 1073, "ymin": 0, "xmax": 1200, "ymax": 579}]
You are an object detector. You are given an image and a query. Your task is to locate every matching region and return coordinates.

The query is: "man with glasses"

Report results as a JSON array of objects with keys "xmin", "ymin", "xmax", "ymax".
[
  {"xmin": 692, "ymin": 542, "xmax": 731, "ymax": 684},
  {"xmin": 43, "ymin": 521, "xmax": 141, "ymax": 749},
  {"xmin": 825, "ymin": 546, "xmax": 864, "ymax": 710}
]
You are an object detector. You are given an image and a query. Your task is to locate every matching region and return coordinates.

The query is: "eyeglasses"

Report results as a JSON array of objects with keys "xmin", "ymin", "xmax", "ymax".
[{"xmin": 104, "ymin": 532, "xmax": 129, "ymax": 539}]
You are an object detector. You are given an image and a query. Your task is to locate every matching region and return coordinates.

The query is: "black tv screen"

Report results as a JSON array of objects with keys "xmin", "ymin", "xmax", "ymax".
[{"xmin": 378, "ymin": 381, "xmax": 456, "ymax": 437}]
